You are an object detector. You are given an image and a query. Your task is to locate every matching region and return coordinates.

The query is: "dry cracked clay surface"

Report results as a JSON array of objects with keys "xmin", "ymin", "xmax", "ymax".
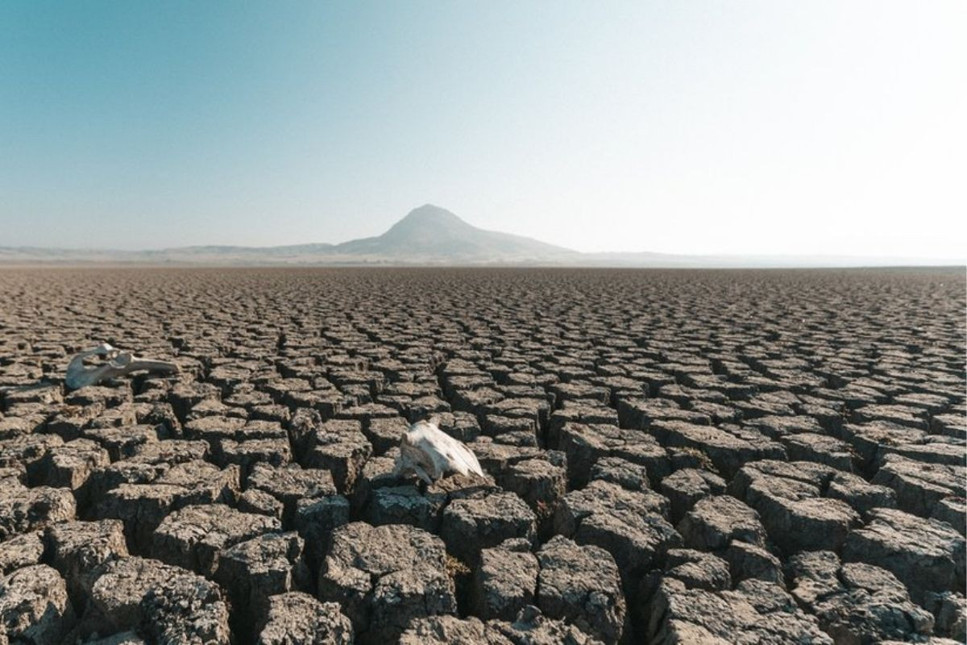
[{"xmin": 0, "ymin": 266, "xmax": 964, "ymax": 645}]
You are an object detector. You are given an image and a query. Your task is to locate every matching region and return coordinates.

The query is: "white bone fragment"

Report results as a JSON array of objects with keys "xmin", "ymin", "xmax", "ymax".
[
  {"xmin": 65, "ymin": 342, "xmax": 179, "ymax": 390},
  {"xmin": 393, "ymin": 415, "xmax": 484, "ymax": 484}
]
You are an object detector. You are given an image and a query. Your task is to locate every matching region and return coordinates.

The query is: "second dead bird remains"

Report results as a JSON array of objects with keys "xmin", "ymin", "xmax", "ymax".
[{"xmin": 394, "ymin": 415, "xmax": 484, "ymax": 484}]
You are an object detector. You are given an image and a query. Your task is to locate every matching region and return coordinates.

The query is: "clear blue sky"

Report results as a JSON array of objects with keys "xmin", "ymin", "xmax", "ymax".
[{"xmin": 1, "ymin": 1, "xmax": 964, "ymax": 258}]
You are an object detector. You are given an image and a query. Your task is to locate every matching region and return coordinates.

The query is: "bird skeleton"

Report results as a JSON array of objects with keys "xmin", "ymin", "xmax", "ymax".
[
  {"xmin": 65, "ymin": 343, "xmax": 179, "ymax": 390},
  {"xmin": 394, "ymin": 416, "xmax": 484, "ymax": 484}
]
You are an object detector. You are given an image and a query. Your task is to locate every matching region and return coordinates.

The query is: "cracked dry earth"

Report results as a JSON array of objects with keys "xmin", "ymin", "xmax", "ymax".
[{"xmin": 0, "ymin": 266, "xmax": 964, "ymax": 645}]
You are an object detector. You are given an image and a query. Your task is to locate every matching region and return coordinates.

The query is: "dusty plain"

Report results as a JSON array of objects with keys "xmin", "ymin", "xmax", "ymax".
[{"xmin": 0, "ymin": 266, "xmax": 964, "ymax": 644}]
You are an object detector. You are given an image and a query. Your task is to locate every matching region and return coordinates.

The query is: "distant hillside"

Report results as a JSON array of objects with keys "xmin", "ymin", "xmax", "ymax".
[
  {"xmin": 331, "ymin": 204, "xmax": 575, "ymax": 262},
  {"xmin": 0, "ymin": 205, "xmax": 962, "ymax": 267}
]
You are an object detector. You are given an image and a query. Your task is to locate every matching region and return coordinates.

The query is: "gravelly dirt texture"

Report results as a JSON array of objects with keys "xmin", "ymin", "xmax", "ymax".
[{"xmin": 0, "ymin": 266, "xmax": 964, "ymax": 644}]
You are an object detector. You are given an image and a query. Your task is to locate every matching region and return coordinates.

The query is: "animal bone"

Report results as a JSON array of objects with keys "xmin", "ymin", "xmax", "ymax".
[
  {"xmin": 65, "ymin": 342, "xmax": 179, "ymax": 390},
  {"xmin": 394, "ymin": 415, "xmax": 484, "ymax": 484}
]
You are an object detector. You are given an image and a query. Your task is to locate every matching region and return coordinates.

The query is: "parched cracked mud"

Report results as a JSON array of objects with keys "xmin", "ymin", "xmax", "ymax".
[{"xmin": 0, "ymin": 266, "xmax": 964, "ymax": 644}]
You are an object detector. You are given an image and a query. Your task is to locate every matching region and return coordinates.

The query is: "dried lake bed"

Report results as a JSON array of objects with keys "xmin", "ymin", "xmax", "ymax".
[{"xmin": 0, "ymin": 266, "xmax": 964, "ymax": 644}]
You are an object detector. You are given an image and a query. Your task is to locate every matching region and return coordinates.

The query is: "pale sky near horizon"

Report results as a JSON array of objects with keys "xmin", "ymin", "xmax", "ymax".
[{"xmin": 1, "ymin": 2, "xmax": 964, "ymax": 258}]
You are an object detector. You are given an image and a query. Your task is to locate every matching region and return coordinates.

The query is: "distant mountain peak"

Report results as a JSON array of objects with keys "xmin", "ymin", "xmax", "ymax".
[
  {"xmin": 333, "ymin": 204, "xmax": 574, "ymax": 261},
  {"xmin": 380, "ymin": 204, "xmax": 477, "ymax": 245},
  {"xmin": 405, "ymin": 203, "xmax": 460, "ymax": 220},
  {"xmin": 388, "ymin": 204, "xmax": 469, "ymax": 231}
]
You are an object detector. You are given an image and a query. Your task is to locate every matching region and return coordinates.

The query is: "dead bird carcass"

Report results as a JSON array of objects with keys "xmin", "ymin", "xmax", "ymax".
[
  {"xmin": 393, "ymin": 416, "xmax": 484, "ymax": 484},
  {"xmin": 65, "ymin": 342, "xmax": 180, "ymax": 390}
]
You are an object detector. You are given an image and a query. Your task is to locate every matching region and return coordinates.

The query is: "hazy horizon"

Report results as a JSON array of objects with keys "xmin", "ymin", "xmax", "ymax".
[
  {"xmin": 2, "ymin": 2, "xmax": 965, "ymax": 259},
  {"xmin": 0, "ymin": 203, "xmax": 963, "ymax": 267}
]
